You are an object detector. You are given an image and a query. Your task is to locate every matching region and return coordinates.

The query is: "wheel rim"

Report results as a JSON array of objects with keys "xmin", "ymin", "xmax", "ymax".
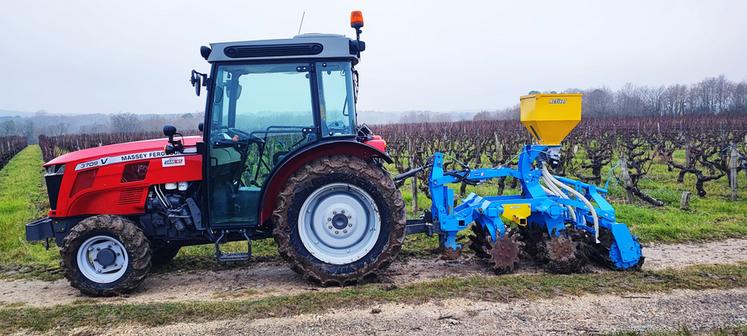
[
  {"xmin": 76, "ymin": 235, "xmax": 128, "ymax": 284},
  {"xmin": 298, "ymin": 183, "xmax": 381, "ymax": 265}
]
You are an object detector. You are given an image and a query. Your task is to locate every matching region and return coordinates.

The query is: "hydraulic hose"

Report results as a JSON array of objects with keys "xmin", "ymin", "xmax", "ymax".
[
  {"xmin": 542, "ymin": 164, "xmax": 600, "ymax": 243},
  {"xmin": 154, "ymin": 185, "xmax": 171, "ymax": 209},
  {"xmin": 541, "ymin": 176, "xmax": 578, "ymax": 222}
]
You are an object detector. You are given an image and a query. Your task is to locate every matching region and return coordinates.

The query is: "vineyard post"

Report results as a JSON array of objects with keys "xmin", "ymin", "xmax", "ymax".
[
  {"xmin": 619, "ymin": 156, "xmax": 634, "ymax": 203},
  {"xmin": 729, "ymin": 143, "xmax": 739, "ymax": 201},
  {"xmin": 408, "ymin": 138, "xmax": 418, "ymax": 214},
  {"xmin": 678, "ymin": 141, "xmax": 691, "ymax": 183},
  {"xmin": 680, "ymin": 191, "xmax": 691, "ymax": 210}
]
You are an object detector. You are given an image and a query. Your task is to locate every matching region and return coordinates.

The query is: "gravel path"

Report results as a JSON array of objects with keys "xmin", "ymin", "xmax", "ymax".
[
  {"xmin": 0, "ymin": 238, "xmax": 745, "ymax": 308},
  {"xmin": 90, "ymin": 288, "xmax": 747, "ymax": 336}
]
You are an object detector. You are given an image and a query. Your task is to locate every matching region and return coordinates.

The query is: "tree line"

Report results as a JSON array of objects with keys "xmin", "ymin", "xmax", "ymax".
[
  {"xmin": 0, "ymin": 111, "xmax": 203, "ymax": 143},
  {"xmin": 474, "ymin": 75, "xmax": 747, "ymax": 120}
]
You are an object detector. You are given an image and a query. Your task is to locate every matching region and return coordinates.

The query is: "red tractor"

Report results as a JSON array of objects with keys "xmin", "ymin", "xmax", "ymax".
[{"xmin": 26, "ymin": 12, "xmax": 407, "ymax": 296}]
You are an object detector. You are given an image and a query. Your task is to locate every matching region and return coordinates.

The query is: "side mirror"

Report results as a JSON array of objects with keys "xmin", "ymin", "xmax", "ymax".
[
  {"xmin": 163, "ymin": 125, "xmax": 183, "ymax": 155},
  {"xmin": 198, "ymin": 122, "xmax": 204, "ymax": 132},
  {"xmin": 190, "ymin": 71, "xmax": 202, "ymax": 96},
  {"xmin": 190, "ymin": 70, "xmax": 208, "ymax": 96},
  {"xmin": 163, "ymin": 125, "xmax": 177, "ymax": 141}
]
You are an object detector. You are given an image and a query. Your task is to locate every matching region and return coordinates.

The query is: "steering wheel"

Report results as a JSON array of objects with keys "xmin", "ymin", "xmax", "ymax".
[
  {"xmin": 326, "ymin": 121, "xmax": 348, "ymax": 135},
  {"xmin": 219, "ymin": 126, "xmax": 265, "ymax": 144}
]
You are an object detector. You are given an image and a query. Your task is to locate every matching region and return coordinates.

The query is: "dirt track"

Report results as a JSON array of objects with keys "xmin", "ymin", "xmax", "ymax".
[
  {"xmin": 1, "ymin": 238, "xmax": 745, "ymax": 308},
  {"xmin": 97, "ymin": 288, "xmax": 747, "ymax": 336}
]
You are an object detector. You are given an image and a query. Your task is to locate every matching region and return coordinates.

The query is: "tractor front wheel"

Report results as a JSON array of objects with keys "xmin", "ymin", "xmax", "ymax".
[
  {"xmin": 273, "ymin": 155, "xmax": 406, "ymax": 286},
  {"xmin": 60, "ymin": 215, "xmax": 151, "ymax": 296}
]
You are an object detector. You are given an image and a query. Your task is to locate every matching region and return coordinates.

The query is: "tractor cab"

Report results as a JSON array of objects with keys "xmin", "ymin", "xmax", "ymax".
[{"xmin": 193, "ymin": 24, "xmax": 368, "ymax": 229}]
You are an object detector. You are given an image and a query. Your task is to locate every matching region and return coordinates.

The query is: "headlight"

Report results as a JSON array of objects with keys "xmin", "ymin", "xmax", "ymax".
[{"xmin": 45, "ymin": 164, "xmax": 65, "ymax": 176}]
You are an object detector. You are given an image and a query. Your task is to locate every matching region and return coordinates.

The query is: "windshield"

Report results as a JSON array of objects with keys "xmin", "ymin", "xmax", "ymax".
[{"xmin": 212, "ymin": 63, "xmax": 315, "ymax": 133}]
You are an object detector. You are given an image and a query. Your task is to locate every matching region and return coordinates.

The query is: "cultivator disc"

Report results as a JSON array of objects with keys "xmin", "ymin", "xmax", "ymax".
[
  {"xmin": 539, "ymin": 231, "xmax": 588, "ymax": 274},
  {"xmin": 468, "ymin": 225, "xmax": 523, "ymax": 274},
  {"xmin": 488, "ymin": 232, "xmax": 523, "ymax": 274}
]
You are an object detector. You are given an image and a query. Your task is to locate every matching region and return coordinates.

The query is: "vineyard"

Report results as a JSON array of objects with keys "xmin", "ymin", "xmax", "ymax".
[
  {"xmin": 33, "ymin": 116, "xmax": 747, "ymax": 210},
  {"xmin": 0, "ymin": 136, "xmax": 27, "ymax": 170},
  {"xmin": 375, "ymin": 115, "xmax": 747, "ymax": 210},
  {"xmin": 37, "ymin": 131, "xmax": 201, "ymax": 162}
]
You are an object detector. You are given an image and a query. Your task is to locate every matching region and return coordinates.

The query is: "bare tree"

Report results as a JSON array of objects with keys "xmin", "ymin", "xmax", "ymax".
[
  {"xmin": 583, "ymin": 88, "xmax": 614, "ymax": 117},
  {"xmin": 110, "ymin": 113, "xmax": 142, "ymax": 132},
  {"xmin": 0, "ymin": 119, "xmax": 17, "ymax": 136}
]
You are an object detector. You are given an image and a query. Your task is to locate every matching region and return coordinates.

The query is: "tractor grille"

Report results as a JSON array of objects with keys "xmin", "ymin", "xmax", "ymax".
[
  {"xmin": 223, "ymin": 43, "xmax": 323, "ymax": 58},
  {"xmin": 118, "ymin": 188, "xmax": 144, "ymax": 205},
  {"xmin": 44, "ymin": 174, "xmax": 63, "ymax": 210}
]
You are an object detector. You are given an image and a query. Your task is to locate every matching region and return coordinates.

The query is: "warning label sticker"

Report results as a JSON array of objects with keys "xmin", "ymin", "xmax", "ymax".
[{"xmin": 161, "ymin": 156, "xmax": 186, "ymax": 168}]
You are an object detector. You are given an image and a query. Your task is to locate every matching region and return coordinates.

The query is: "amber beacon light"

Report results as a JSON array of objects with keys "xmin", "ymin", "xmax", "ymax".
[{"xmin": 350, "ymin": 10, "xmax": 364, "ymax": 28}]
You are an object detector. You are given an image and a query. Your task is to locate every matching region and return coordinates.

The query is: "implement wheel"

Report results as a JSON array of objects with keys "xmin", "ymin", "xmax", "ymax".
[
  {"xmin": 60, "ymin": 215, "xmax": 151, "ymax": 296},
  {"xmin": 273, "ymin": 155, "xmax": 406, "ymax": 286}
]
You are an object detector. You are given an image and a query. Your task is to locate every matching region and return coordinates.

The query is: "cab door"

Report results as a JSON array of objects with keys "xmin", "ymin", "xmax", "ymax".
[{"xmin": 207, "ymin": 62, "xmax": 318, "ymax": 228}]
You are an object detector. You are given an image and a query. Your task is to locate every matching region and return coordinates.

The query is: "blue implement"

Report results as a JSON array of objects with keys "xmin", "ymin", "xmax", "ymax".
[{"xmin": 427, "ymin": 144, "xmax": 644, "ymax": 272}]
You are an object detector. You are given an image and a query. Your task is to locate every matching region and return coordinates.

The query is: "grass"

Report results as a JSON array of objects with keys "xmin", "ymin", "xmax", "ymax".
[
  {"xmin": 608, "ymin": 325, "xmax": 747, "ymax": 335},
  {"xmin": 611, "ymin": 151, "xmax": 747, "ymax": 242},
  {"xmin": 0, "ymin": 146, "xmax": 60, "ymax": 278},
  {"xmin": 0, "ymin": 263, "xmax": 744, "ymax": 333}
]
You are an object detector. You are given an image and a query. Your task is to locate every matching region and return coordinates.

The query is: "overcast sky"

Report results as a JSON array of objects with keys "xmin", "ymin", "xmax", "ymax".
[{"xmin": 1, "ymin": 0, "xmax": 745, "ymax": 115}]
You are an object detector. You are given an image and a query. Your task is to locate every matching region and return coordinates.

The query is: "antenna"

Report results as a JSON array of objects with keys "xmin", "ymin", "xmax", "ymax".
[{"xmin": 297, "ymin": 11, "xmax": 306, "ymax": 35}]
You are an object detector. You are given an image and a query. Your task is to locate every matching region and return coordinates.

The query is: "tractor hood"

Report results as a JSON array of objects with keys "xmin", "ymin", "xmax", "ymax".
[{"xmin": 45, "ymin": 136, "xmax": 202, "ymax": 167}]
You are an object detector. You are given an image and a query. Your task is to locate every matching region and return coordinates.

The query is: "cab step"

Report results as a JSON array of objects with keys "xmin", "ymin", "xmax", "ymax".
[{"xmin": 213, "ymin": 229, "xmax": 252, "ymax": 263}]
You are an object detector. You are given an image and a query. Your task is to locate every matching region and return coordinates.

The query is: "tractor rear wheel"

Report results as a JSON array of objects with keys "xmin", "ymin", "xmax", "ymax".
[
  {"xmin": 273, "ymin": 155, "xmax": 406, "ymax": 286},
  {"xmin": 60, "ymin": 215, "xmax": 151, "ymax": 296}
]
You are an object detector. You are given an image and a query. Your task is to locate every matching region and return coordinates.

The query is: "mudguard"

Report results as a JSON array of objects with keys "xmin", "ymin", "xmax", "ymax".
[{"xmin": 258, "ymin": 140, "xmax": 392, "ymax": 224}]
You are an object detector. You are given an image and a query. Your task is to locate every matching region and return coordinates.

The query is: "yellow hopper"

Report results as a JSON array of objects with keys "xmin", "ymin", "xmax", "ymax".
[{"xmin": 520, "ymin": 93, "xmax": 582, "ymax": 146}]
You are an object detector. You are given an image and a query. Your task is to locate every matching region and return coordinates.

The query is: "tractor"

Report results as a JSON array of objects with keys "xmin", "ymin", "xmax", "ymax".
[
  {"xmin": 27, "ymin": 11, "xmax": 407, "ymax": 295},
  {"xmin": 26, "ymin": 11, "xmax": 643, "ymax": 296}
]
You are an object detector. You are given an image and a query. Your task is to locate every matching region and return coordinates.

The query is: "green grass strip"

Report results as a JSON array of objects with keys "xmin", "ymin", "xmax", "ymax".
[
  {"xmin": 608, "ymin": 324, "xmax": 747, "ymax": 336},
  {"xmin": 0, "ymin": 263, "xmax": 744, "ymax": 333},
  {"xmin": 0, "ymin": 146, "xmax": 58, "ymax": 270}
]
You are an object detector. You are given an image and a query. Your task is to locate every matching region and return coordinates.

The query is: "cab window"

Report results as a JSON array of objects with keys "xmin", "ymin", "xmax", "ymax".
[{"xmin": 316, "ymin": 62, "xmax": 356, "ymax": 136}]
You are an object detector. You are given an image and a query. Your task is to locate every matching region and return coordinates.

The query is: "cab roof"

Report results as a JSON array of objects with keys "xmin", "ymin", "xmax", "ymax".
[{"xmin": 207, "ymin": 33, "xmax": 361, "ymax": 64}]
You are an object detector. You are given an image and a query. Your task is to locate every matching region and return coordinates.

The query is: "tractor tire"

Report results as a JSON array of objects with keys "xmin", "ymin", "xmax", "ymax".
[
  {"xmin": 60, "ymin": 215, "xmax": 151, "ymax": 296},
  {"xmin": 273, "ymin": 155, "xmax": 406, "ymax": 286},
  {"xmin": 151, "ymin": 243, "xmax": 181, "ymax": 266}
]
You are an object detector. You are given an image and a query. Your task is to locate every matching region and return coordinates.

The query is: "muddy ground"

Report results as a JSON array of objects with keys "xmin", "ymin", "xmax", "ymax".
[{"xmin": 1, "ymin": 238, "xmax": 745, "ymax": 308}]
